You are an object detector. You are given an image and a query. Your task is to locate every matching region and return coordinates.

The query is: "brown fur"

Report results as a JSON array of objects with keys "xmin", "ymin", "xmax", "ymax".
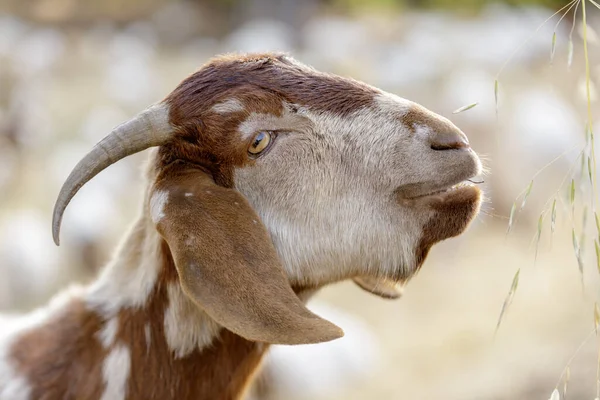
[
  {"xmin": 159, "ymin": 53, "xmax": 378, "ymax": 188},
  {"xmin": 118, "ymin": 241, "xmax": 269, "ymax": 400},
  {"xmin": 10, "ymin": 299, "xmax": 107, "ymax": 399},
  {"xmin": 158, "ymin": 83, "xmax": 289, "ymax": 188},
  {"xmin": 165, "ymin": 53, "xmax": 378, "ymax": 126},
  {"xmin": 8, "ymin": 218, "xmax": 272, "ymax": 400},
  {"xmin": 152, "ymin": 162, "xmax": 342, "ymax": 345},
  {"xmin": 413, "ymin": 186, "xmax": 481, "ymax": 272}
]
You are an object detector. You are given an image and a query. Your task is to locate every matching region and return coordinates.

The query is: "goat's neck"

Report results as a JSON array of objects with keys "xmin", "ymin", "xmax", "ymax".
[{"xmin": 5, "ymin": 215, "xmax": 268, "ymax": 400}]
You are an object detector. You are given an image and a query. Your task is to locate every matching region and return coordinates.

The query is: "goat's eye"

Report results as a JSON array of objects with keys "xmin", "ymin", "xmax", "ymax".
[{"xmin": 248, "ymin": 131, "xmax": 272, "ymax": 156}]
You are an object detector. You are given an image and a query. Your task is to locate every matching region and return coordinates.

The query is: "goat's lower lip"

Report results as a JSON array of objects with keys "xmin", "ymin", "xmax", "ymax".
[
  {"xmin": 409, "ymin": 181, "xmax": 473, "ymax": 199},
  {"xmin": 396, "ymin": 180, "xmax": 482, "ymax": 203}
]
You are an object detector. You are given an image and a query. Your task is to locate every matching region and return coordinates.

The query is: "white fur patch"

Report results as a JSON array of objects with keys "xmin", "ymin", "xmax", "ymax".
[
  {"xmin": 149, "ymin": 190, "xmax": 168, "ymax": 224},
  {"xmin": 413, "ymin": 124, "xmax": 432, "ymax": 140},
  {"xmin": 373, "ymin": 92, "xmax": 412, "ymax": 115},
  {"xmin": 100, "ymin": 345, "xmax": 131, "ymax": 400},
  {"xmin": 184, "ymin": 236, "xmax": 195, "ymax": 246},
  {"xmin": 98, "ymin": 317, "xmax": 119, "ymax": 349},
  {"xmin": 211, "ymin": 98, "xmax": 245, "ymax": 114},
  {"xmin": 0, "ymin": 342, "xmax": 31, "ymax": 400},
  {"xmin": 235, "ymin": 91, "xmax": 480, "ymax": 288},
  {"xmin": 235, "ymin": 105, "xmax": 423, "ymax": 285},
  {"xmin": 234, "ymin": 89, "xmax": 480, "ymax": 287},
  {"xmin": 86, "ymin": 219, "xmax": 162, "ymax": 318},
  {"xmin": 238, "ymin": 106, "xmax": 312, "ymax": 140},
  {"xmin": 163, "ymin": 282, "xmax": 221, "ymax": 358},
  {"xmin": 0, "ymin": 371, "xmax": 30, "ymax": 400}
]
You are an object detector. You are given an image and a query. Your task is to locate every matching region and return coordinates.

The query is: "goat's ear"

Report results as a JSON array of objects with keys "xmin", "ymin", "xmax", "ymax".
[
  {"xmin": 153, "ymin": 165, "xmax": 343, "ymax": 345},
  {"xmin": 353, "ymin": 276, "xmax": 403, "ymax": 299}
]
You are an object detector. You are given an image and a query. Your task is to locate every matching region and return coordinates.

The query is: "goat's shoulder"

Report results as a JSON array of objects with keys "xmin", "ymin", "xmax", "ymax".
[{"xmin": 1, "ymin": 287, "xmax": 106, "ymax": 399}]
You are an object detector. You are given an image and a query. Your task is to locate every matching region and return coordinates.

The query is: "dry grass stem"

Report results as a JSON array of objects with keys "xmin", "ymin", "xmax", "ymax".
[
  {"xmin": 495, "ymin": 269, "xmax": 520, "ymax": 334},
  {"xmin": 452, "ymin": 102, "xmax": 479, "ymax": 114}
]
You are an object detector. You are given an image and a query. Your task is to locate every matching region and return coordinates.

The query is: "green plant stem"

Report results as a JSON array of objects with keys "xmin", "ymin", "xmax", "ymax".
[
  {"xmin": 496, "ymin": 0, "xmax": 578, "ymax": 79},
  {"xmin": 582, "ymin": 0, "xmax": 599, "ymax": 210},
  {"xmin": 555, "ymin": 328, "xmax": 596, "ymax": 390}
]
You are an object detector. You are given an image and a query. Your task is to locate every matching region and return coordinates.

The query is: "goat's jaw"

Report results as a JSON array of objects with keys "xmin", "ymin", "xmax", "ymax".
[
  {"xmin": 373, "ymin": 183, "xmax": 482, "ymax": 286},
  {"xmin": 411, "ymin": 184, "xmax": 482, "ymax": 269}
]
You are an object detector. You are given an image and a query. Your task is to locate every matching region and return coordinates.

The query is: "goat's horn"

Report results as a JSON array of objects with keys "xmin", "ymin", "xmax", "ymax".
[{"xmin": 52, "ymin": 103, "xmax": 173, "ymax": 246}]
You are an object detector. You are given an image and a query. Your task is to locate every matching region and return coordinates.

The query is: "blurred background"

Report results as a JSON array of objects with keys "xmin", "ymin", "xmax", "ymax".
[{"xmin": 0, "ymin": 0, "xmax": 599, "ymax": 399}]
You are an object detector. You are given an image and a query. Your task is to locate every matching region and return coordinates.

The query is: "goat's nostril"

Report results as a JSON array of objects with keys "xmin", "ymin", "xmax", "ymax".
[{"xmin": 430, "ymin": 131, "xmax": 470, "ymax": 151}]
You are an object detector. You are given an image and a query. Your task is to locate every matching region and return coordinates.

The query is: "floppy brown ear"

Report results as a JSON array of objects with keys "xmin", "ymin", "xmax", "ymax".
[
  {"xmin": 153, "ymin": 164, "xmax": 343, "ymax": 345},
  {"xmin": 353, "ymin": 276, "xmax": 404, "ymax": 300}
]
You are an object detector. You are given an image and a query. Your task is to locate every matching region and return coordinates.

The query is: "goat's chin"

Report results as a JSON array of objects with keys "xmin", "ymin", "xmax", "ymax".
[
  {"xmin": 422, "ymin": 184, "xmax": 481, "ymax": 239},
  {"xmin": 394, "ymin": 185, "xmax": 482, "ymax": 282}
]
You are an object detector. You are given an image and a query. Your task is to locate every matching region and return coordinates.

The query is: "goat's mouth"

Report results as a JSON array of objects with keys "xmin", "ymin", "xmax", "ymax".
[
  {"xmin": 381, "ymin": 177, "xmax": 483, "ymax": 287},
  {"xmin": 396, "ymin": 179, "xmax": 483, "ymax": 205}
]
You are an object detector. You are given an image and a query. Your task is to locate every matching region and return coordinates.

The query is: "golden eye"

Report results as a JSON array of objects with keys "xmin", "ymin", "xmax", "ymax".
[{"xmin": 248, "ymin": 131, "xmax": 272, "ymax": 156}]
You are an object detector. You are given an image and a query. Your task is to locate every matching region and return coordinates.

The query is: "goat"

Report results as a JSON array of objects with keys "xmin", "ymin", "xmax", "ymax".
[{"xmin": 0, "ymin": 52, "xmax": 482, "ymax": 400}]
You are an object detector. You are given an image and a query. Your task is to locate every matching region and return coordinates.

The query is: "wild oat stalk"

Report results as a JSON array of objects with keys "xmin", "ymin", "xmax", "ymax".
[
  {"xmin": 494, "ymin": 0, "xmax": 580, "ymax": 114},
  {"xmin": 521, "ymin": 180, "xmax": 534, "ymax": 211},
  {"xmin": 535, "ymin": 213, "xmax": 544, "ymax": 262},
  {"xmin": 453, "ymin": 102, "xmax": 479, "ymax": 114},
  {"xmin": 551, "ymin": 32, "xmax": 557, "ymax": 63},
  {"xmin": 554, "ymin": 329, "xmax": 596, "ymax": 394},
  {"xmin": 568, "ymin": 0, "xmax": 580, "ymax": 67},
  {"xmin": 570, "ymin": 179, "xmax": 576, "ymax": 212},
  {"xmin": 551, "ymin": 0, "xmax": 579, "ymax": 64},
  {"xmin": 551, "ymin": 199, "xmax": 558, "ymax": 234},
  {"xmin": 582, "ymin": 0, "xmax": 598, "ymax": 210},
  {"xmin": 507, "ymin": 202, "xmax": 517, "ymax": 235},
  {"xmin": 495, "ymin": 4, "xmax": 600, "ymax": 389},
  {"xmin": 572, "ymin": 229, "xmax": 585, "ymax": 286},
  {"xmin": 494, "ymin": 80, "xmax": 499, "ymax": 117},
  {"xmin": 495, "ymin": 269, "xmax": 520, "ymax": 334},
  {"xmin": 563, "ymin": 366, "xmax": 570, "ymax": 399},
  {"xmin": 506, "ymin": 145, "xmax": 579, "ymax": 236},
  {"xmin": 595, "ymin": 240, "xmax": 600, "ymax": 273}
]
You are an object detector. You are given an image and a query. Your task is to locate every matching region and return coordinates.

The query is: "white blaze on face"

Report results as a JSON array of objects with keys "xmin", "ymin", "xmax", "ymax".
[
  {"xmin": 211, "ymin": 98, "xmax": 245, "ymax": 114},
  {"xmin": 373, "ymin": 92, "xmax": 412, "ymax": 116},
  {"xmin": 233, "ymin": 98, "xmax": 436, "ymax": 286},
  {"xmin": 237, "ymin": 107, "xmax": 311, "ymax": 141},
  {"xmin": 100, "ymin": 345, "xmax": 131, "ymax": 400}
]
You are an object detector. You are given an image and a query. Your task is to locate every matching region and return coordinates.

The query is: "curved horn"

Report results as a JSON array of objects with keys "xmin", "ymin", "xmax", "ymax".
[{"xmin": 52, "ymin": 104, "xmax": 173, "ymax": 246}]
